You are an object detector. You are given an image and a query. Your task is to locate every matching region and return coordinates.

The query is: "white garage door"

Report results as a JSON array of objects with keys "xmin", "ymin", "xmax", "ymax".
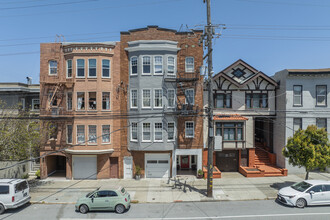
[
  {"xmin": 145, "ymin": 153, "xmax": 170, "ymax": 178},
  {"xmin": 73, "ymin": 156, "xmax": 97, "ymax": 179}
]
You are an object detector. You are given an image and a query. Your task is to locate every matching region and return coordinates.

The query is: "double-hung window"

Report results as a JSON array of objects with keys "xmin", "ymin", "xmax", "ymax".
[
  {"xmin": 102, "ymin": 59, "xmax": 110, "ymax": 78},
  {"xmin": 185, "ymin": 89, "xmax": 194, "ymax": 105},
  {"xmin": 185, "ymin": 57, "xmax": 194, "ymax": 72},
  {"xmin": 143, "ymin": 56, "xmax": 151, "ymax": 74},
  {"xmin": 316, "ymin": 85, "xmax": 327, "ymax": 106},
  {"xmin": 185, "ymin": 122, "xmax": 194, "ymax": 138},
  {"xmin": 142, "ymin": 89, "xmax": 151, "ymax": 108},
  {"xmin": 88, "ymin": 125, "xmax": 97, "ymax": 144},
  {"xmin": 167, "ymin": 56, "xmax": 175, "ymax": 74},
  {"xmin": 67, "ymin": 92, "xmax": 72, "ymax": 110},
  {"xmin": 77, "ymin": 92, "xmax": 85, "ymax": 110},
  {"xmin": 167, "ymin": 122, "xmax": 175, "ymax": 141},
  {"xmin": 88, "ymin": 59, "xmax": 97, "ymax": 77},
  {"xmin": 77, "ymin": 59, "xmax": 85, "ymax": 78},
  {"xmin": 102, "ymin": 92, "xmax": 110, "ymax": 110},
  {"xmin": 154, "ymin": 56, "xmax": 163, "ymax": 74},
  {"xmin": 77, "ymin": 125, "xmax": 85, "ymax": 144},
  {"xmin": 49, "ymin": 60, "xmax": 57, "ymax": 75},
  {"xmin": 67, "ymin": 60, "xmax": 72, "ymax": 78},
  {"xmin": 142, "ymin": 123, "xmax": 151, "ymax": 141},
  {"xmin": 131, "ymin": 89, "xmax": 138, "ymax": 108},
  {"xmin": 293, "ymin": 85, "xmax": 302, "ymax": 106},
  {"xmin": 88, "ymin": 92, "xmax": 96, "ymax": 110},
  {"xmin": 131, "ymin": 122, "xmax": 138, "ymax": 141},
  {"xmin": 32, "ymin": 99, "xmax": 40, "ymax": 111},
  {"xmin": 215, "ymin": 122, "xmax": 243, "ymax": 141},
  {"xmin": 154, "ymin": 123, "xmax": 163, "ymax": 142},
  {"xmin": 67, "ymin": 125, "xmax": 72, "ymax": 144},
  {"xmin": 316, "ymin": 118, "xmax": 327, "ymax": 130},
  {"xmin": 102, "ymin": 125, "xmax": 110, "ymax": 143},
  {"xmin": 167, "ymin": 89, "xmax": 175, "ymax": 108},
  {"xmin": 131, "ymin": 56, "xmax": 138, "ymax": 75},
  {"xmin": 246, "ymin": 93, "xmax": 268, "ymax": 108},
  {"xmin": 215, "ymin": 93, "xmax": 231, "ymax": 108},
  {"xmin": 293, "ymin": 118, "xmax": 302, "ymax": 133},
  {"xmin": 154, "ymin": 89, "xmax": 163, "ymax": 108}
]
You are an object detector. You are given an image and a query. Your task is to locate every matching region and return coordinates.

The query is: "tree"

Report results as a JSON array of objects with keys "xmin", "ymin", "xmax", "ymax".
[{"xmin": 283, "ymin": 125, "xmax": 330, "ymax": 180}]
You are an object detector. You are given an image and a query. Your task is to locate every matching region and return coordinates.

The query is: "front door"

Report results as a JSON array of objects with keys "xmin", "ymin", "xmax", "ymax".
[
  {"xmin": 123, "ymin": 157, "xmax": 133, "ymax": 179},
  {"xmin": 181, "ymin": 156, "xmax": 189, "ymax": 169},
  {"xmin": 110, "ymin": 157, "xmax": 118, "ymax": 178}
]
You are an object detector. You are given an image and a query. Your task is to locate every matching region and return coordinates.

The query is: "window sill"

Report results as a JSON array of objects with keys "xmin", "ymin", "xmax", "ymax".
[
  {"xmin": 142, "ymin": 73, "xmax": 151, "ymax": 75},
  {"xmin": 185, "ymin": 136, "xmax": 194, "ymax": 139},
  {"xmin": 154, "ymin": 140, "xmax": 163, "ymax": 143},
  {"xmin": 292, "ymin": 105, "xmax": 303, "ymax": 107},
  {"xmin": 130, "ymin": 140, "xmax": 138, "ymax": 142},
  {"xmin": 130, "ymin": 74, "xmax": 138, "ymax": 76},
  {"xmin": 101, "ymin": 142, "xmax": 111, "ymax": 145},
  {"xmin": 142, "ymin": 107, "xmax": 151, "ymax": 109},
  {"xmin": 101, "ymin": 77, "xmax": 111, "ymax": 79},
  {"xmin": 87, "ymin": 143, "xmax": 98, "ymax": 145},
  {"xmin": 315, "ymin": 105, "xmax": 327, "ymax": 107},
  {"xmin": 142, "ymin": 140, "xmax": 152, "ymax": 143},
  {"xmin": 76, "ymin": 77, "xmax": 85, "ymax": 79}
]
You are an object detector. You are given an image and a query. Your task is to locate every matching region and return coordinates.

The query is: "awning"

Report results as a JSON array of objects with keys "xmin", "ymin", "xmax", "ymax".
[
  {"xmin": 65, "ymin": 149, "xmax": 114, "ymax": 155},
  {"xmin": 213, "ymin": 114, "xmax": 248, "ymax": 121}
]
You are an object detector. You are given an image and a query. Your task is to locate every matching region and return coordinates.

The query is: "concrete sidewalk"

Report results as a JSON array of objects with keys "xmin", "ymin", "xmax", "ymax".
[{"xmin": 29, "ymin": 172, "xmax": 330, "ymax": 204}]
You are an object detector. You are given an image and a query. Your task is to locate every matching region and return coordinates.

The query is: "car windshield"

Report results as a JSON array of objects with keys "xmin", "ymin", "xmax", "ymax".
[{"xmin": 291, "ymin": 181, "xmax": 312, "ymax": 192}]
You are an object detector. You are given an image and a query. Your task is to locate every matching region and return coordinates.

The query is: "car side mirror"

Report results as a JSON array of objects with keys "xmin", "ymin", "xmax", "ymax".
[
  {"xmin": 91, "ymin": 197, "xmax": 94, "ymax": 203},
  {"xmin": 309, "ymin": 191, "xmax": 315, "ymax": 195}
]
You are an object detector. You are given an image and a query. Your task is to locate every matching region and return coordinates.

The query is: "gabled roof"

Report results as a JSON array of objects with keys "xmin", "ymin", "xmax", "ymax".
[
  {"xmin": 120, "ymin": 25, "xmax": 203, "ymax": 35},
  {"xmin": 213, "ymin": 59, "xmax": 277, "ymax": 88}
]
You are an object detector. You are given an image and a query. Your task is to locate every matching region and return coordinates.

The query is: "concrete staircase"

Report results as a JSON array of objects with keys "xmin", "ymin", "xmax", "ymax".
[
  {"xmin": 28, "ymin": 162, "xmax": 40, "ymax": 177},
  {"xmin": 254, "ymin": 148, "xmax": 283, "ymax": 177}
]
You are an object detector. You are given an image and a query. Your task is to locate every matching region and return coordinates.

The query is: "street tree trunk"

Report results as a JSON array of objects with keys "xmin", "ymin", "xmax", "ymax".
[{"xmin": 305, "ymin": 169, "xmax": 309, "ymax": 180}]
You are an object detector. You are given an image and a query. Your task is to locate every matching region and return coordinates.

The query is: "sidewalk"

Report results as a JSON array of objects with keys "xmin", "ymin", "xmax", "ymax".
[{"xmin": 29, "ymin": 172, "xmax": 330, "ymax": 204}]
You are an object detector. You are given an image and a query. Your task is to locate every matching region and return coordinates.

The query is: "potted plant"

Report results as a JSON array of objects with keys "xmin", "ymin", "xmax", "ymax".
[
  {"xmin": 197, "ymin": 169, "xmax": 203, "ymax": 178},
  {"xmin": 135, "ymin": 165, "xmax": 141, "ymax": 180}
]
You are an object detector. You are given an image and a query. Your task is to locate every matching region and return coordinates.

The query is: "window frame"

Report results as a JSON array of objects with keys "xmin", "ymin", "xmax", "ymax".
[
  {"xmin": 167, "ymin": 122, "xmax": 175, "ymax": 142},
  {"xmin": 215, "ymin": 93, "xmax": 232, "ymax": 108},
  {"xmin": 102, "ymin": 125, "xmax": 111, "ymax": 144},
  {"xmin": 77, "ymin": 92, "xmax": 85, "ymax": 110},
  {"xmin": 130, "ymin": 89, "xmax": 138, "ymax": 109},
  {"xmin": 154, "ymin": 56, "xmax": 163, "ymax": 75},
  {"xmin": 67, "ymin": 124, "xmax": 73, "ymax": 144},
  {"xmin": 293, "ymin": 85, "xmax": 303, "ymax": 107},
  {"xmin": 76, "ymin": 125, "xmax": 85, "ymax": 144},
  {"xmin": 88, "ymin": 59, "xmax": 97, "ymax": 78},
  {"xmin": 49, "ymin": 60, "xmax": 58, "ymax": 75},
  {"xmin": 31, "ymin": 99, "xmax": 40, "ymax": 111},
  {"xmin": 142, "ymin": 56, "xmax": 151, "ymax": 75},
  {"xmin": 167, "ymin": 89, "xmax": 176, "ymax": 108},
  {"xmin": 154, "ymin": 89, "xmax": 163, "ymax": 108},
  {"xmin": 88, "ymin": 125, "xmax": 97, "ymax": 144},
  {"xmin": 154, "ymin": 122, "xmax": 163, "ymax": 142},
  {"xmin": 66, "ymin": 59, "xmax": 72, "ymax": 78},
  {"xmin": 316, "ymin": 85, "xmax": 327, "ymax": 107},
  {"xmin": 185, "ymin": 89, "xmax": 195, "ymax": 105},
  {"xmin": 67, "ymin": 92, "xmax": 72, "ymax": 111},
  {"xmin": 293, "ymin": 118, "xmax": 302, "ymax": 133},
  {"xmin": 131, "ymin": 122, "xmax": 138, "ymax": 142},
  {"xmin": 76, "ymin": 59, "xmax": 85, "ymax": 78},
  {"xmin": 215, "ymin": 122, "xmax": 244, "ymax": 141},
  {"xmin": 245, "ymin": 93, "xmax": 268, "ymax": 109},
  {"xmin": 142, "ymin": 89, "xmax": 151, "ymax": 108},
  {"xmin": 316, "ymin": 118, "xmax": 327, "ymax": 131},
  {"xmin": 142, "ymin": 122, "xmax": 151, "ymax": 142},
  {"xmin": 167, "ymin": 56, "xmax": 175, "ymax": 75},
  {"xmin": 102, "ymin": 59, "xmax": 110, "ymax": 78},
  {"xmin": 102, "ymin": 92, "xmax": 111, "ymax": 110},
  {"xmin": 88, "ymin": 92, "xmax": 97, "ymax": 110},
  {"xmin": 130, "ymin": 56, "xmax": 138, "ymax": 76},
  {"xmin": 185, "ymin": 121, "xmax": 194, "ymax": 138},
  {"xmin": 185, "ymin": 57, "xmax": 194, "ymax": 73}
]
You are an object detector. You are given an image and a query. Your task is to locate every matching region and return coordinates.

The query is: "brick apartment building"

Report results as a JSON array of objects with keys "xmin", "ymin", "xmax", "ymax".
[
  {"xmin": 39, "ymin": 42, "xmax": 127, "ymax": 179},
  {"xmin": 120, "ymin": 26, "xmax": 204, "ymax": 178}
]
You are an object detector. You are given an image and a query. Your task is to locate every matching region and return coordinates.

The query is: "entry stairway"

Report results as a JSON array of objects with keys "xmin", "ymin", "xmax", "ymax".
[{"xmin": 254, "ymin": 147, "xmax": 285, "ymax": 177}]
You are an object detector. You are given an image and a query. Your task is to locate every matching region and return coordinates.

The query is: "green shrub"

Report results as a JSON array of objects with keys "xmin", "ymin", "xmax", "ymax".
[
  {"xmin": 22, "ymin": 173, "xmax": 29, "ymax": 179},
  {"xmin": 35, "ymin": 169, "xmax": 40, "ymax": 179}
]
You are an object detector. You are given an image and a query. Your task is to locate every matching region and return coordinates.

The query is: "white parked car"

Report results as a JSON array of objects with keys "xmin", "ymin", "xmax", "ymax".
[
  {"xmin": 0, "ymin": 179, "xmax": 31, "ymax": 214},
  {"xmin": 277, "ymin": 180, "xmax": 330, "ymax": 208}
]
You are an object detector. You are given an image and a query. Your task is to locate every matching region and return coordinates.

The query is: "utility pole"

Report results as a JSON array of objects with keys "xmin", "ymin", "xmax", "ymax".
[{"xmin": 204, "ymin": 0, "xmax": 214, "ymax": 198}]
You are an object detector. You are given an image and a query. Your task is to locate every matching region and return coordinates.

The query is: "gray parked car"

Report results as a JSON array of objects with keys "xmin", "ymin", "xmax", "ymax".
[{"xmin": 277, "ymin": 180, "xmax": 330, "ymax": 208}]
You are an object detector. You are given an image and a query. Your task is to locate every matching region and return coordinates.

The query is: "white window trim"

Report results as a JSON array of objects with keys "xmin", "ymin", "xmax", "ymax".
[
  {"xmin": 88, "ymin": 59, "xmax": 97, "ymax": 78},
  {"xmin": 130, "ymin": 122, "xmax": 138, "ymax": 142},
  {"xmin": 77, "ymin": 92, "xmax": 85, "ymax": 111},
  {"xmin": 167, "ymin": 122, "xmax": 175, "ymax": 142},
  {"xmin": 66, "ymin": 124, "xmax": 73, "ymax": 144},
  {"xmin": 154, "ymin": 55, "xmax": 163, "ymax": 75},
  {"xmin": 49, "ymin": 60, "xmax": 58, "ymax": 75},
  {"xmin": 31, "ymin": 98, "xmax": 39, "ymax": 111},
  {"xmin": 20, "ymin": 98, "xmax": 25, "ymax": 110},
  {"xmin": 88, "ymin": 125, "xmax": 97, "ymax": 145},
  {"xmin": 154, "ymin": 89, "xmax": 163, "ymax": 109},
  {"xmin": 66, "ymin": 92, "xmax": 72, "ymax": 111},
  {"xmin": 142, "ymin": 122, "xmax": 151, "ymax": 142},
  {"xmin": 167, "ymin": 89, "xmax": 176, "ymax": 109},
  {"xmin": 102, "ymin": 59, "xmax": 111, "ymax": 78},
  {"xmin": 102, "ymin": 92, "xmax": 111, "ymax": 111},
  {"xmin": 76, "ymin": 125, "xmax": 85, "ymax": 144},
  {"xmin": 101, "ymin": 125, "xmax": 111, "ymax": 144},
  {"xmin": 130, "ymin": 56, "xmax": 138, "ymax": 76},
  {"xmin": 142, "ymin": 89, "xmax": 152, "ymax": 109},
  {"xmin": 88, "ymin": 92, "xmax": 97, "ymax": 111},
  {"xmin": 167, "ymin": 56, "xmax": 176, "ymax": 75},
  {"xmin": 185, "ymin": 121, "xmax": 194, "ymax": 138},
  {"xmin": 185, "ymin": 89, "xmax": 195, "ymax": 105},
  {"xmin": 142, "ymin": 56, "xmax": 151, "ymax": 75},
  {"xmin": 185, "ymin": 57, "xmax": 194, "ymax": 73},
  {"xmin": 316, "ymin": 85, "xmax": 327, "ymax": 106},
  {"xmin": 154, "ymin": 122, "xmax": 163, "ymax": 142},
  {"xmin": 130, "ymin": 89, "xmax": 138, "ymax": 109},
  {"xmin": 76, "ymin": 59, "xmax": 85, "ymax": 78},
  {"xmin": 293, "ymin": 85, "xmax": 302, "ymax": 106},
  {"xmin": 66, "ymin": 59, "xmax": 72, "ymax": 78}
]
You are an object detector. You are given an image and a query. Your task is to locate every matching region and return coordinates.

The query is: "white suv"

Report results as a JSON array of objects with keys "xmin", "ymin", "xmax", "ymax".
[{"xmin": 0, "ymin": 179, "xmax": 31, "ymax": 214}]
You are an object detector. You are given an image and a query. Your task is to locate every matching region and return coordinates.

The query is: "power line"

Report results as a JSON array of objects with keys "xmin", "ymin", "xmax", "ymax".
[{"xmin": 0, "ymin": 0, "xmax": 100, "ymax": 10}]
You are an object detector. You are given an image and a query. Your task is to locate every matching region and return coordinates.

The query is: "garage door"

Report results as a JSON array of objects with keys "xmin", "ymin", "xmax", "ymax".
[
  {"xmin": 145, "ymin": 153, "xmax": 170, "ymax": 178},
  {"xmin": 73, "ymin": 156, "xmax": 97, "ymax": 179}
]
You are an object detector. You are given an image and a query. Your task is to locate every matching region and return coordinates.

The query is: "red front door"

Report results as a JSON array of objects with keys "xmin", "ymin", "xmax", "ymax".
[{"xmin": 181, "ymin": 156, "xmax": 189, "ymax": 169}]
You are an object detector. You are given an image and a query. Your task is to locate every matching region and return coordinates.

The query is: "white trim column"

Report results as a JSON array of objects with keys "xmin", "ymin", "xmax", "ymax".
[{"xmin": 172, "ymin": 149, "xmax": 202, "ymax": 177}]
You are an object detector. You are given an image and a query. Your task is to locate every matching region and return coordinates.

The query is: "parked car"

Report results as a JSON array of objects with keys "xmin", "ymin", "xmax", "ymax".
[
  {"xmin": 75, "ymin": 187, "xmax": 130, "ymax": 214},
  {"xmin": 0, "ymin": 179, "xmax": 31, "ymax": 214},
  {"xmin": 277, "ymin": 180, "xmax": 330, "ymax": 208}
]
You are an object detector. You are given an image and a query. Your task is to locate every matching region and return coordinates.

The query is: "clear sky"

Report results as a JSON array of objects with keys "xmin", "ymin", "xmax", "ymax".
[{"xmin": 1, "ymin": 0, "xmax": 330, "ymax": 83}]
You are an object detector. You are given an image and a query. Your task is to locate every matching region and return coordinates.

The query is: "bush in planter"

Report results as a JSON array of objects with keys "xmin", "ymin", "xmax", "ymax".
[
  {"xmin": 35, "ymin": 169, "xmax": 40, "ymax": 179},
  {"xmin": 197, "ymin": 169, "xmax": 203, "ymax": 178},
  {"xmin": 135, "ymin": 165, "xmax": 141, "ymax": 180}
]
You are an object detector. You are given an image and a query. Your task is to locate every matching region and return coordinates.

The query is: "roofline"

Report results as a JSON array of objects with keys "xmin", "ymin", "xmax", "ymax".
[
  {"xmin": 62, "ymin": 41, "xmax": 117, "ymax": 46},
  {"xmin": 120, "ymin": 25, "xmax": 203, "ymax": 35}
]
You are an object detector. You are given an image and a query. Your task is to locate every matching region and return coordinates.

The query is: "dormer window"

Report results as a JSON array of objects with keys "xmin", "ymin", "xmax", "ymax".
[{"xmin": 233, "ymin": 69, "xmax": 244, "ymax": 78}]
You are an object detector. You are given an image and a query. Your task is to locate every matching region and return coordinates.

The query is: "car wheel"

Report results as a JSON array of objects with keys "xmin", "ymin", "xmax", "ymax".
[
  {"xmin": 296, "ymin": 198, "xmax": 306, "ymax": 208},
  {"xmin": 0, "ymin": 204, "xmax": 5, "ymax": 215},
  {"xmin": 79, "ymin": 204, "xmax": 89, "ymax": 214},
  {"xmin": 115, "ymin": 204, "xmax": 125, "ymax": 214}
]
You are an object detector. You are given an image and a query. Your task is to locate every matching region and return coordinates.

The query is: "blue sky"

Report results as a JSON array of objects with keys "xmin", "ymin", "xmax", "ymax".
[{"xmin": 1, "ymin": 0, "xmax": 330, "ymax": 83}]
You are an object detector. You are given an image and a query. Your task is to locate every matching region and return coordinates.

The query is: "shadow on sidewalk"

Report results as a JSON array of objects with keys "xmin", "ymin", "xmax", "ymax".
[
  {"xmin": 166, "ymin": 177, "xmax": 207, "ymax": 197},
  {"xmin": 269, "ymin": 181, "xmax": 295, "ymax": 190}
]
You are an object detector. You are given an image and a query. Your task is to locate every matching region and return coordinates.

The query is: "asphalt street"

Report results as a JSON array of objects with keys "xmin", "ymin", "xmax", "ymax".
[{"xmin": 1, "ymin": 200, "xmax": 330, "ymax": 220}]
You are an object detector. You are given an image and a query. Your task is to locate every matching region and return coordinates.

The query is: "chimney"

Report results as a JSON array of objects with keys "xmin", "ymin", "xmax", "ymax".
[{"xmin": 26, "ymin": 77, "xmax": 32, "ymax": 85}]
